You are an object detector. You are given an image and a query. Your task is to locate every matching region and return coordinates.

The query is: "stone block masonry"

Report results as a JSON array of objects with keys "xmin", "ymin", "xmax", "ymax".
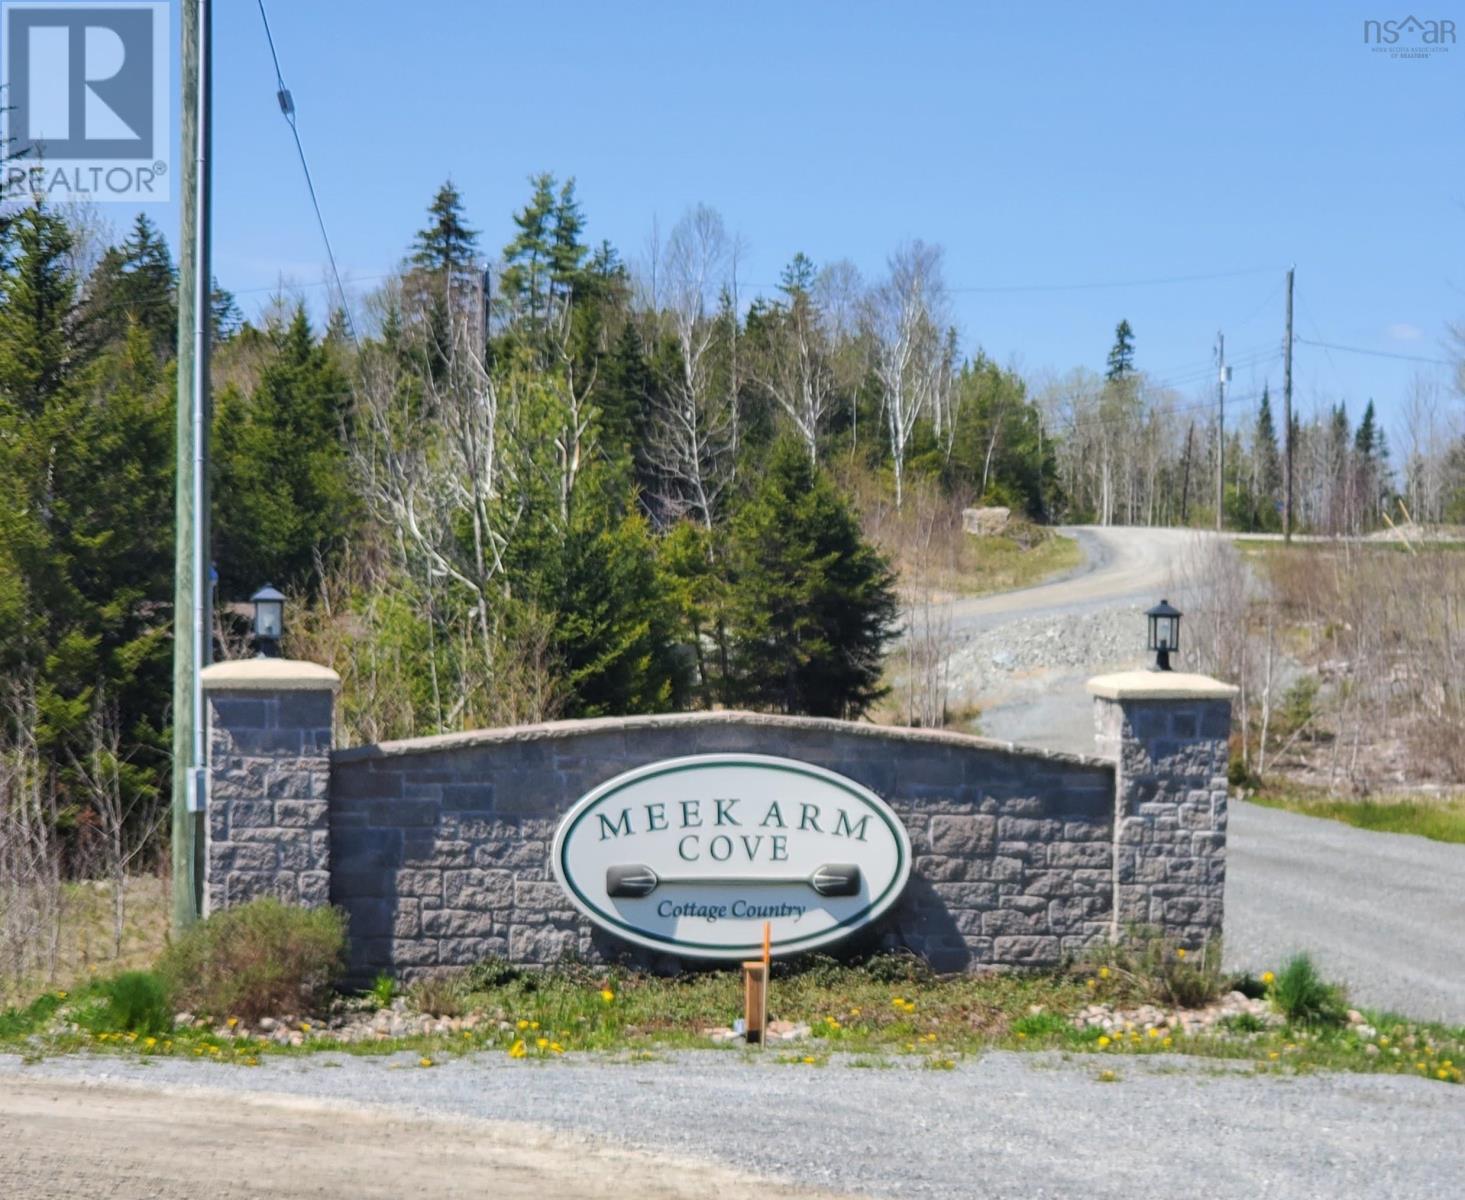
[
  {"xmin": 202, "ymin": 661, "xmax": 1236, "ymax": 982},
  {"xmin": 201, "ymin": 659, "xmax": 339, "ymax": 914}
]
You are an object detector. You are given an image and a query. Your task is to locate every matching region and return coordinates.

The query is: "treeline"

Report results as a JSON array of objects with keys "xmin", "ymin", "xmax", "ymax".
[{"xmin": 1045, "ymin": 320, "xmax": 1465, "ymax": 534}]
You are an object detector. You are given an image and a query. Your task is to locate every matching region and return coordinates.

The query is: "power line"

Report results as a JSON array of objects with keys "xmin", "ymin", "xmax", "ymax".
[
  {"xmin": 255, "ymin": 0, "xmax": 359, "ymax": 344},
  {"xmin": 1293, "ymin": 336, "xmax": 1455, "ymax": 367}
]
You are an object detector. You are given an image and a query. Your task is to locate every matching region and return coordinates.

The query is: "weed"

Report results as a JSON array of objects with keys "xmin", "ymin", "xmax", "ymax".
[
  {"xmin": 408, "ymin": 970, "xmax": 468, "ymax": 1018},
  {"xmin": 366, "ymin": 973, "xmax": 398, "ymax": 1010},
  {"xmin": 89, "ymin": 970, "xmax": 171, "ymax": 1036},
  {"xmin": 1270, "ymin": 954, "xmax": 1347, "ymax": 1028},
  {"xmin": 1084, "ymin": 930, "xmax": 1228, "ymax": 1009}
]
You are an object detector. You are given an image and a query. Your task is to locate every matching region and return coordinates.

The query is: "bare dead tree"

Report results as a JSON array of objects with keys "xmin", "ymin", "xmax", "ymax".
[
  {"xmin": 644, "ymin": 205, "xmax": 738, "ymax": 527},
  {"xmin": 67, "ymin": 688, "xmax": 165, "ymax": 958}
]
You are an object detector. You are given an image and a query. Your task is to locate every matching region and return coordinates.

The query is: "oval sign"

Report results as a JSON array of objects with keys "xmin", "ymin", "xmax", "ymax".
[{"xmin": 552, "ymin": 754, "xmax": 911, "ymax": 959}]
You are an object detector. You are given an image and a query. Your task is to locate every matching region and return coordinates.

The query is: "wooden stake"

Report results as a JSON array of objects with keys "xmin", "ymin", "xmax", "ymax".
[{"xmin": 743, "ymin": 961, "xmax": 768, "ymax": 1046}]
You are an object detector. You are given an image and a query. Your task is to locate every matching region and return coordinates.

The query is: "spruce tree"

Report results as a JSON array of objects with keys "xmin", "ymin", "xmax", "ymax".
[
  {"xmin": 1253, "ymin": 385, "xmax": 1283, "ymax": 525},
  {"xmin": 1105, "ymin": 319, "xmax": 1136, "ymax": 382},
  {"xmin": 411, "ymin": 180, "xmax": 480, "ymax": 283},
  {"xmin": 725, "ymin": 440, "xmax": 898, "ymax": 717}
]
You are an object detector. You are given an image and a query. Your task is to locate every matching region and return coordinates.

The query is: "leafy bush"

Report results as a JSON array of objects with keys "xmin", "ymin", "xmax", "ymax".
[
  {"xmin": 91, "ymin": 971, "xmax": 172, "ymax": 1036},
  {"xmin": 1086, "ymin": 930, "xmax": 1228, "ymax": 1009},
  {"xmin": 861, "ymin": 949, "xmax": 936, "ymax": 986},
  {"xmin": 1269, "ymin": 953, "xmax": 1347, "ymax": 1027},
  {"xmin": 159, "ymin": 898, "xmax": 346, "ymax": 1022},
  {"xmin": 408, "ymin": 970, "xmax": 468, "ymax": 1017}
]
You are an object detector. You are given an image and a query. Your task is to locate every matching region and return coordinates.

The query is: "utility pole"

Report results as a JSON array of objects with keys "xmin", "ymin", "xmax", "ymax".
[
  {"xmin": 1282, "ymin": 266, "xmax": 1295, "ymax": 543},
  {"xmin": 1180, "ymin": 422, "xmax": 1194, "ymax": 525},
  {"xmin": 172, "ymin": 0, "xmax": 212, "ymax": 931},
  {"xmin": 1215, "ymin": 331, "xmax": 1228, "ymax": 532}
]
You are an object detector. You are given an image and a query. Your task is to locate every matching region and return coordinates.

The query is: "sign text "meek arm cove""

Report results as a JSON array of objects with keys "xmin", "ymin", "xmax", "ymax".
[{"xmin": 551, "ymin": 754, "xmax": 912, "ymax": 958}]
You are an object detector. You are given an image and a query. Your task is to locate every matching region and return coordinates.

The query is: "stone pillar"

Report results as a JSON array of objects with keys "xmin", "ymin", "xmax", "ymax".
[
  {"xmin": 200, "ymin": 658, "xmax": 339, "ymax": 915},
  {"xmin": 1088, "ymin": 671, "xmax": 1237, "ymax": 949}
]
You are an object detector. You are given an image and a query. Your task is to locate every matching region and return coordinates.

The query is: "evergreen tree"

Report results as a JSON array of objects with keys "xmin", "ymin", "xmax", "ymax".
[
  {"xmin": 0, "ymin": 203, "xmax": 74, "ymax": 413},
  {"xmin": 411, "ymin": 180, "xmax": 480, "ymax": 283},
  {"xmin": 500, "ymin": 172, "xmax": 556, "ymax": 323},
  {"xmin": 213, "ymin": 308, "xmax": 357, "ymax": 594},
  {"xmin": 1105, "ymin": 319, "xmax": 1136, "ymax": 382},
  {"xmin": 76, "ymin": 214, "xmax": 177, "ymax": 359},
  {"xmin": 724, "ymin": 440, "xmax": 897, "ymax": 717},
  {"xmin": 1253, "ymin": 385, "xmax": 1283, "ymax": 524}
]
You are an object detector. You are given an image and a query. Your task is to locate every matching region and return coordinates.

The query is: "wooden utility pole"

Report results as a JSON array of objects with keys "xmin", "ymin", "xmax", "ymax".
[
  {"xmin": 1180, "ymin": 422, "xmax": 1194, "ymax": 524},
  {"xmin": 1215, "ymin": 331, "xmax": 1227, "ymax": 532},
  {"xmin": 171, "ymin": 0, "xmax": 212, "ymax": 931},
  {"xmin": 1283, "ymin": 266, "xmax": 1295, "ymax": 542}
]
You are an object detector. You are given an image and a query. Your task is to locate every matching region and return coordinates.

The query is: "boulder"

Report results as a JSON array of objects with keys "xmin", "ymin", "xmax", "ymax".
[{"xmin": 962, "ymin": 506, "xmax": 1011, "ymax": 536}]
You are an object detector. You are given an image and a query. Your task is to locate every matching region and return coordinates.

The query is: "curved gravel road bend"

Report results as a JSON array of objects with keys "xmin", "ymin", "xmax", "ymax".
[{"xmin": 6, "ymin": 1054, "xmax": 1461, "ymax": 1200}]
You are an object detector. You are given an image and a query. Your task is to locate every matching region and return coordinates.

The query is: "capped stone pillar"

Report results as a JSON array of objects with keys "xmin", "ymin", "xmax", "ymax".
[
  {"xmin": 1088, "ymin": 671, "xmax": 1237, "ymax": 949},
  {"xmin": 200, "ymin": 658, "xmax": 340, "ymax": 915}
]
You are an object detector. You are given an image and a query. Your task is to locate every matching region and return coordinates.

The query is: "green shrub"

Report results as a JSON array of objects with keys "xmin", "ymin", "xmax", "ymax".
[
  {"xmin": 1009, "ymin": 1011, "xmax": 1074, "ymax": 1040},
  {"xmin": 1269, "ymin": 953, "xmax": 1347, "ymax": 1027},
  {"xmin": 91, "ymin": 971, "xmax": 172, "ymax": 1036},
  {"xmin": 861, "ymin": 950, "xmax": 935, "ymax": 986},
  {"xmin": 159, "ymin": 898, "xmax": 346, "ymax": 1022}
]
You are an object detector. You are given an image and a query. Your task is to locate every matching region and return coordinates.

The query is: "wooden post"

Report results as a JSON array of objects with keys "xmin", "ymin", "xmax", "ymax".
[{"xmin": 742, "ymin": 961, "xmax": 768, "ymax": 1046}]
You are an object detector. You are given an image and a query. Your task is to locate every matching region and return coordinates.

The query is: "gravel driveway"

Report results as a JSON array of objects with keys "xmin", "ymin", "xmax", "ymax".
[{"xmin": 7, "ymin": 1052, "xmax": 1460, "ymax": 1199}]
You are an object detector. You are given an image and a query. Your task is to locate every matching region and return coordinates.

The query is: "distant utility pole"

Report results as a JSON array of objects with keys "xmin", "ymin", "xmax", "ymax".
[
  {"xmin": 172, "ymin": 0, "xmax": 212, "ymax": 932},
  {"xmin": 1180, "ymin": 422, "xmax": 1194, "ymax": 524},
  {"xmin": 1283, "ymin": 267, "xmax": 1295, "ymax": 543},
  {"xmin": 1215, "ymin": 331, "xmax": 1229, "ymax": 532}
]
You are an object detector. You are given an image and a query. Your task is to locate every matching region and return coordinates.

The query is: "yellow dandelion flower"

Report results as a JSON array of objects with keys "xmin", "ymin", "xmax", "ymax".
[
  {"xmin": 193, "ymin": 1047, "xmax": 205, "ymax": 1056},
  {"xmin": 419, "ymin": 1057, "xmax": 434, "ymax": 1068},
  {"xmin": 1162, "ymin": 1037, "xmax": 1173, "ymax": 1049},
  {"xmin": 509, "ymin": 1039, "xmax": 527, "ymax": 1059},
  {"xmin": 56, "ymin": 991, "xmax": 67, "ymax": 999},
  {"xmin": 802, "ymin": 1056, "xmax": 817, "ymax": 1065},
  {"xmin": 1268, "ymin": 1051, "xmax": 1280, "ymax": 1061},
  {"xmin": 301, "ymin": 1023, "xmax": 311, "ymax": 1032},
  {"xmin": 1378, "ymin": 1037, "xmax": 1390, "ymax": 1047},
  {"xmin": 1098, "ymin": 967, "xmax": 1110, "ymax": 979},
  {"xmin": 1417, "ymin": 1062, "xmax": 1427, "ymax": 1071},
  {"xmin": 600, "ymin": 989, "xmax": 615, "ymax": 1003},
  {"xmin": 226, "ymin": 1017, "xmax": 238, "ymax": 1028},
  {"xmin": 1438, "ymin": 1069, "xmax": 1450, "ymax": 1080},
  {"xmin": 550, "ymin": 1042, "xmax": 564, "ymax": 1054},
  {"xmin": 463, "ymin": 1031, "xmax": 473, "ymax": 1040},
  {"xmin": 1176, "ymin": 948, "xmax": 1187, "ymax": 959},
  {"xmin": 1097, "ymin": 1036, "xmax": 1111, "ymax": 1048},
  {"xmin": 536, "ymin": 1037, "xmax": 549, "ymax": 1050},
  {"xmin": 1086, "ymin": 979, "xmax": 1097, "ymax": 990},
  {"xmin": 892, "ymin": 996, "xmax": 905, "ymax": 1007},
  {"xmin": 1261, "ymin": 971, "xmax": 1275, "ymax": 986},
  {"xmin": 1016, "ymin": 1031, "xmax": 1027, "ymax": 1040},
  {"xmin": 1147, "ymin": 1028, "xmax": 1161, "ymax": 1039},
  {"xmin": 850, "ymin": 1007, "xmax": 861, "ymax": 1017},
  {"xmin": 516, "ymin": 1019, "xmax": 529, "ymax": 1030}
]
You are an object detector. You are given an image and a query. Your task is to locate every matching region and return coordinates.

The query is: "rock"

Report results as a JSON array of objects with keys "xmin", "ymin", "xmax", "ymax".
[
  {"xmin": 1347, "ymin": 1009, "xmax": 1364, "ymax": 1025},
  {"xmin": 1364, "ymin": 1044, "xmax": 1380, "ymax": 1057},
  {"xmin": 258, "ymin": 1017, "xmax": 277, "ymax": 1032},
  {"xmin": 962, "ymin": 506, "xmax": 1011, "ymax": 537},
  {"xmin": 173, "ymin": 1012, "xmax": 194, "ymax": 1028}
]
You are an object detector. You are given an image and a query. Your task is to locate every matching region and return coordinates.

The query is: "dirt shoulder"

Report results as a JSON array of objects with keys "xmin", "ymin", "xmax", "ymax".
[{"xmin": 0, "ymin": 1073, "xmax": 843, "ymax": 1200}]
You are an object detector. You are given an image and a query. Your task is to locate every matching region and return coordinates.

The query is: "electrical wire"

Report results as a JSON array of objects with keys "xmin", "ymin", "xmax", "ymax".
[
  {"xmin": 256, "ymin": 0, "xmax": 360, "ymax": 345},
  {"xmin": 1294, "ymin": 337, "xmax": 1455, "ymax": 368}
]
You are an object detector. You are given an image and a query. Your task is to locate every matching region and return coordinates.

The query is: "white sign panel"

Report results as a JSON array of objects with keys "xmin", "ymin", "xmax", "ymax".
[{"xmin": 552, "ymin": 754, "xmax": 911, "ymax": 959}]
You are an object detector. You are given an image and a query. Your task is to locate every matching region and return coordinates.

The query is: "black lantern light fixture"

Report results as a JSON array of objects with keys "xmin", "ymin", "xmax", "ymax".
[
  {"xmin": 1146, "ymin": 598, "xmax": 1182, "ymax": 672},
  {"xmin": 250, "ymin": 584, "xmax": 286, "ymax": 658}
]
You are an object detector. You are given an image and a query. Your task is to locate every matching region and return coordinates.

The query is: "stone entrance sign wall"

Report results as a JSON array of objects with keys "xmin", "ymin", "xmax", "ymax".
[{"xmin": 200, "ymin": 660, "xmax": 1235, "ymax": 982}]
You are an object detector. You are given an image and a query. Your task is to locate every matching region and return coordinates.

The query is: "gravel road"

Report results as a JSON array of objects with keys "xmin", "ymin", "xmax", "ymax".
[
  {"xmin": 942, "ymin": 525, "xmax": 1465, "ymax": 1022},
  {"xmin": 1226, "ymin": 800, "xmax": 1465, "ymax": 1022},
  {"xmin": 6, "ymin": 1052, "xmax": 1460, "ymax": 1199}
]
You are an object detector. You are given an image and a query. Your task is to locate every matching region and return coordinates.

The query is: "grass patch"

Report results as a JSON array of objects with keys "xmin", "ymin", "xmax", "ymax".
[
  {"xmin": 2, "ymin": 949, "xmax": 1461, "ymax": 1088},
  {"xmin": 950, "ymin": 526, "xmax": 1082, "ymax": 597},
  {"xmin": 1249, "ymin": 785, "xmax": 1465, "ymax": 844}
]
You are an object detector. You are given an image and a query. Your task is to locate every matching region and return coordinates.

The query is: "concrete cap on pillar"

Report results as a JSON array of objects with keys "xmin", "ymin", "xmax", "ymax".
[
  {"xmin": 200, "ymin": 658, "xmax": 340, "ymax": 692},
  {"xmin": 1086, "ymin": 671, "xmax": 1238, "ymax": 701}
]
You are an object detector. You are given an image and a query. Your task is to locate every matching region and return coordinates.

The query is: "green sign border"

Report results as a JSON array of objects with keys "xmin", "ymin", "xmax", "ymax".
[{"xmin": 552, "ymin": 754, "xmax": 911, "ymax": 957}]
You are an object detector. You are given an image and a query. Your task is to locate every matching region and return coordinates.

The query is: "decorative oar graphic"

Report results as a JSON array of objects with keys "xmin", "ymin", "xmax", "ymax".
[{"xmin": 606, "ymin": 863, "xmax": 862, "ymax": 899}]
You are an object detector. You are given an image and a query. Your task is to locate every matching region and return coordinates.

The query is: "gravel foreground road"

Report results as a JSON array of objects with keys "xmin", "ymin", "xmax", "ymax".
[{"xmin": 5, "ymin": 1052, "xmax": 1461, "ymax": 1199}]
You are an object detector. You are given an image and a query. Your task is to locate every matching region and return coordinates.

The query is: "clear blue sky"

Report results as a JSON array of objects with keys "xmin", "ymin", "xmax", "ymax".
[{"xmin": 135, "ymin": 0, "xmax": 1461, "ymax": 442}]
